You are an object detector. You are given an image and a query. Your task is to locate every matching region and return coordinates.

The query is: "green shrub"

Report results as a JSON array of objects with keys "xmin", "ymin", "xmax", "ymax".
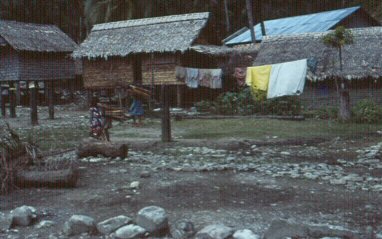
[
  {"xmin": 352, "ymin": 99, "xmax": 382, "ymax": 124},
  {"xmin": 195, "ymin": 88, "xmax": 302, "ymax": 116},
  {"xmin": 315, "ymin": 107, "xmax": 339, "ymax": 120}
]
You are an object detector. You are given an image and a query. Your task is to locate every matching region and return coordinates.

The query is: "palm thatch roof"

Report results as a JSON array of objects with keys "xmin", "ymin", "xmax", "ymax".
[
  {"xmin": 253, "ymin": 27, "xmax": 382, "ymax": 80},
  {"xmin": 0, "ymin": 20, "xmax": 78, "ymax": 52},
  {"xmin": 190, "ymin": 44, "xmax": 259, "ymax": 57},
  {"xmin": 72, "ymin": 12, "xmax": 210, "ymax": 59}
]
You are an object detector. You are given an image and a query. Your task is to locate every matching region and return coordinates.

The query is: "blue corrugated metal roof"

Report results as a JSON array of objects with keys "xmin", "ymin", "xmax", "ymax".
[{"xmin": 224, "ymin": 6, "xmax": 361, "ymax": 45}]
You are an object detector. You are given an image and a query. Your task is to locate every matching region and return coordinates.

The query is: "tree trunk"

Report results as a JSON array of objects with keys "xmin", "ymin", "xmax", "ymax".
[
  {"xmin": 338, "ymin": 80, "xmax": 351, "ymax": 121},
  {"xmin": 161, "ymin": 85, "xmax": 171, "ymax": 142},
  {"xmin": 246, "ymin": 0, "xmax": 256, "ymax": 43},
  {"xmin": 30, "ymin": 81, "xmax": 38, "ymax": 126},
  {"xmin": 76, "ymin": 139, "xmax": 128, "ymax": 159},
  {"xmin": 15, "ymin": 169, "xmax": 78, "ymax": 188},
  {"xmin": 223, "ymin": 0, "xmax": 230, "ymax": 33}
]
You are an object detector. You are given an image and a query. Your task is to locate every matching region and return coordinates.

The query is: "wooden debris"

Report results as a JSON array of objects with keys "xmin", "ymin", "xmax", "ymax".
[
  {"xmin": 76, "ymin": 138, "xmax": 128, "ymax": 159},
  {"xmin": 15, "ymin": 169, "xmax": 78, "ymax": 188}
]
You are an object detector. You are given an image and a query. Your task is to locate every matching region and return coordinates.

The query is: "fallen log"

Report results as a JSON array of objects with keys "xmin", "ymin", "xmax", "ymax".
[
  {"xmin": 15, "ymin": 169, "xmax": 78, "ymax": 188},
  {"xmin": 76, "ymin": 139, "xmax": 128, "ymax": 159}
]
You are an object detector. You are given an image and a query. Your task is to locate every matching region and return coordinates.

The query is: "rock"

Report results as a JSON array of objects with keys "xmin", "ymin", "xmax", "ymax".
[
  {"xmin": 140, "ymin": 171, "xmax": 151, "ymax": 178},
  {"xmin": 0, "ymin": 212, "xmax": 12, "ymax": 232},
  {"xmin": 35, "ymin": 220, "xmax": 56, "ymax": 229},
  {"xmin": 11, "ymin": 205, "xmax": 37, "ymax": 226},
  {"xmin": 136, "ymin": 206, "xmax": 169, "ymax": 236},
  {"xmin": 195, "ymin": 224, "xmax": 234, "ymax": 239},
  {"xmin": 114, "ymin": 224, "xmax": 146, "ymax": 239},
  {"xmin": 62, "ymin": 215, "xmax": 96, "ymax": 236},
  {"xmin": 129, "ymin": 181, "xmax": 140, "ymax": 189},
  {"xmin": 263, "ymin": 219, "xmax": 309, "ymax": 239},
  {"xmin": 97, "ymin": 215, "xmax": 132, "ymax": 235},
  {"xmin": 170, "ymin": 220, "xmax": 195, "ymax": 239},
  {"xmin": 233, "ymin": 229, "xmax": 260, "ymax": 239}
]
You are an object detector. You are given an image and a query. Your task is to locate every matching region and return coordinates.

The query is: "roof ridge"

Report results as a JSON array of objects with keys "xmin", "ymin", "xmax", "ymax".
[
  {"xmin": 92, "ymin": 12, "xmax": 210, "ymax": 31},
  {"xmin": 262, "ymin": 26, "xmax": 382, "ymax": 42},
  {"xmin": 0, "ymin": 19, "xmax": 58, "ymax": 28}
]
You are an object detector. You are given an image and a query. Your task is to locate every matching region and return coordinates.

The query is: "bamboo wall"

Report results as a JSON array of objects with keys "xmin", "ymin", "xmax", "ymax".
[
  {"xmin": 142, "ymin": 55, "xmax": 184, "ymax": 86},
  {"xmin": 83, "ymin": 58, "xmax": 134, "ymax": 89}
]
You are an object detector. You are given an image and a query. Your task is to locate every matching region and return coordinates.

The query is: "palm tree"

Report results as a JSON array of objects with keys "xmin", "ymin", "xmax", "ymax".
[{"xmin": 322, "ymin": 26, "xmax": 354, "ymax": 121}]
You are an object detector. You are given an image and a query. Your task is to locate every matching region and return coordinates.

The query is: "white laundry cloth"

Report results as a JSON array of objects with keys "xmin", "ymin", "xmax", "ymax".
[{"xmin": 267, "ymin": 59, "xmax": 307, "ymax": 99}]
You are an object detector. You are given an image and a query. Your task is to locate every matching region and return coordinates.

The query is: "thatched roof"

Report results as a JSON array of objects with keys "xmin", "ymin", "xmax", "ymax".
[
  {"xmin": 0, "ymin": 20, "xmax": 78, "ymax": 52},
  {"xmin": 190, "ymin": 44, "xmax": 259, "ymax": 57},
  {"xmin": 72, "ymin": 12, "xmax": 210, "ymax": 59},
  {"xmin": 253, "ymin": 27, "xmax": 382, "ymax": 80}
]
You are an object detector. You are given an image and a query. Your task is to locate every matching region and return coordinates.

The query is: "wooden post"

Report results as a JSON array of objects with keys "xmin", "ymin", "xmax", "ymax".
[
  {"xmin": 176, "ymin": 85, "xmax": 182, "ymax": 108},
  {"xmin": 0, "ymin": 85, "xmax": 5, "ymax": 117},
  {"xmin": 9, "ymin": 82, "xmax": 16, "ymax": 118},
  {"xmin": 87, "ymin": 90, "xmax": 92, "ymax": 107},
  {"xmin": 16, "ymin": 81, "xmax": 21, "ymax": 105},
  {"xmin": 48, "ymin": 80, "xmax": 54, "ymax": 120},
  {"xmin": 30, "ymin": 81, "xmax": 38, "ymax": 125},
  {"xmin": 161, "ymin": 85, "xmax": 171, "ymax": 142}
]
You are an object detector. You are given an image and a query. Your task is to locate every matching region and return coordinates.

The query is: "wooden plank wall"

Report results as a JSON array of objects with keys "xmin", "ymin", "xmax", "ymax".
[
  {"xmin": 19, "ymin": 53, "xmax": 76, "ymax": 81},
  {"xmin": 83, "ymin": 58, "xmax": 134, "ymax": 89},
  {"xmin": 0, "ymin": 47, "xmax": 20, "ymax": 81},
  {"xmin": 142, "ymin": 55, "xmax": 184, "ymax": 86}
]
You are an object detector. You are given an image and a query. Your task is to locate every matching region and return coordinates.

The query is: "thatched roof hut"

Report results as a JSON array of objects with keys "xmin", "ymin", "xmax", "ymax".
[
  {"xmin": 253, "ymin": 27, "xmax": 382, "ymax": 81},
  {"xmin": 72, "ymin": 12, "xmax": 211, "ymax": 89},
  {"xmin": 0, "ymin": 20, "xmax": 78, "ymax": 82}
]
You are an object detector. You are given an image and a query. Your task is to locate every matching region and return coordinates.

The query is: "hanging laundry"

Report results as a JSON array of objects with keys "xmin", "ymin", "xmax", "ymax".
[
  {"xmin": 233, "ymin": 67, "xmax": 246, "ymax": 87},
  {"xmin": 210, "ymin": 69, "xmax": 223, "ymax": 89},
  {"xmin": 266, "ymin": 59, "xmax": 307, "ymax": 99},
  {"xmin": 199, "ymin": 69, "xmax": 213, "ymax": 88},
  {"xmin": 175, "ymin": 66, "xmax": 186, "ymax": 80},
  {"xmin": 246, "ymin": 65, "xmax": 272, "ymax": 92},
  {"xmin": 185, "ymin": 68, "xmax": 199, "ymax": 88},
  {"xmin": 198, "ymin": 69, "xmax": 223, "ymax": 89}
]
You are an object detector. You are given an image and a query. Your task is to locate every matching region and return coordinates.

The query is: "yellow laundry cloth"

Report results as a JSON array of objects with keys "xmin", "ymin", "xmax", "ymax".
[{"xmin": 246, "ymin": 65, "xmax": 272, "ymax": 91}]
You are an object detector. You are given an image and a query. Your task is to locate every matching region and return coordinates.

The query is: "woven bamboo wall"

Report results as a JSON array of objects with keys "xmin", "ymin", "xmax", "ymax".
[
  {"xmin": 83, "ymin": 58, "xmax": 134, "ymax": 89},
  {"xmin": 142, "ymin": 55, "xmax": 184, "ymax": 86}
]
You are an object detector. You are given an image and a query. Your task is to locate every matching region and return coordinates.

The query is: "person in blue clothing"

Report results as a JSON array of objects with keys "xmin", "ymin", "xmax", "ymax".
[{"xmin": 128, "ymin": 93, "xmax": 144, "ymax": 127}]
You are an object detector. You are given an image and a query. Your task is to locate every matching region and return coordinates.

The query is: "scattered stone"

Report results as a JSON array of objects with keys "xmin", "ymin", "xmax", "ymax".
[
  {"xmin": 35, "ymin": 220, "xmax": 56, "ymax": 229},
  {"xmin": 114, "ymin": 224, "xmax": 146, "ymax": 239},
  {"xmin": 0, "ymin": 212, "xmax": 12, "ymax": 232},
  {"xmin": 170, "ymin": 220, "xmax": 196, "ymax": 239},
  {"xmin": 233, "ymin": 229, "xmax": 260, "ymax": 239},
  {"xmin": 195, "ymin": 224, "xmax": 234, "ymax": 239},
  {"xmin": 140, "ymin": 171, "xmax": 151, "ymax": 178},
  {"xmin": 129, "ymin": 181, "xmax": 140, "ymax": 189},
  {"xmin": 62, "ymin": 215, "xmax": 96, "ymax": 236},
  {"xmin": 11, "ymin": 205, "xmax": 37, "ymax": 226},
  {"xmin": 136, "ymin": 206, "xmax": 169, "ymax": 236},
  {"xmin": 97, "ymin": 215, "xmax": 132, "ymax": 235}
]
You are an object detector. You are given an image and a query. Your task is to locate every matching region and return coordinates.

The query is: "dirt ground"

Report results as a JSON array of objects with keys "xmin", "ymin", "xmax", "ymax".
[{"xmin": 0, "ymin": 106, "xmax": 382, "ymax": 238}]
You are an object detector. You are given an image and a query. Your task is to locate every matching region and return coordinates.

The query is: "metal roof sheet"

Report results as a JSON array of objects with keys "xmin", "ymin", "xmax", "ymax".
[{"xmin": 225, "ymin": 6, "xmax": 360, "ymax": 45}]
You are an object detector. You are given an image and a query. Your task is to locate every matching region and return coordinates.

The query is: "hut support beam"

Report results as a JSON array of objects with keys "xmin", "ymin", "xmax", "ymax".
[
  {"xmin": 16, "ymin": 82, "xmax": 21, "ymax": 105},
  {"xmin": 176, "ymin": 85, "xmax": 182, "ymax": 108},
  {"xmin": 9, "ymin": 82, "xmax": 16, "ymax": 118},
  {"xmin": 48, "ymin": 81, "xmax": 54, "ymax": 120},
  {"xmin": 161, "ymin": 85, "xmax": 171, "ymax": 142},
  {"xmin": 30, "ymin": 81, "xmax": 38, "ymax": 126},
  {"xmin": 0, "ymin": 85, "xmax": 5, "ymax": 117}
]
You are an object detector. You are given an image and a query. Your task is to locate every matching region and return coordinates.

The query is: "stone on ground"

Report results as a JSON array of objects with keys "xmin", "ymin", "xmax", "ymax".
[
  {"xmin": 233, "ymin": 229, "xmax": 260, "ymax": 239},
  {"xmin": 10, "ymin": 205, "xmax": 37, "ymax": 226},
  {"xmin": 170, "ymin": 220, "xmax": 196, "ymax": 239},
  {"xmin": 97, "ymin": 215, "xmax": 132, "ymax": 235},
  {"xmin": 35, "ymin": 220, "xmax": 56, "ymax": 229},
  {"xmin": 114, "ymin": 224, "xmax": 146, "ymax": 239},
  {"xmin": 195, "ymin": 224, "xmax": 234, "ymax": 239},
  {"xmin": 62, "ymin": 215, "xmax": 96, "ymax": 236},
  {"xmin": 136, "ymin": 206, "xmax": 169, "ymax": 236},
  {"xmin": 0, "ymin": 212, "xmax": 12, "ymax": 232}
]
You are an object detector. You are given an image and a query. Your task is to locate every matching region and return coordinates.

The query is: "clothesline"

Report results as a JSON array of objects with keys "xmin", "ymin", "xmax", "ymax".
[
  {"xmin": 235, "ymin": 59, "xmax": 308, "ymax": 99},
  {"xmin": 176, "ymin": 66, "xmax": 223, "ymax": 89}
]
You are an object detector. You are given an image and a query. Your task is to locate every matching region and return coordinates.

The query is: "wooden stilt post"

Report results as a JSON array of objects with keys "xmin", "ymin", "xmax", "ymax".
[
  {"xmin": 161, "ymin": 85, "xmax": 171, "ymax": 142},
  {"xmin": 87, "ymin": 90, "xmax": 92, "ymax": 107},
  {"xmin": 30, "ymin": 81, "xmax": 38, "ymax": 125},
  {"xmin": 16, "ymin": 81, "xmax": 21, "ymax": 105},
  {"xmin": 48, "ymin": 80, "xmax": 54, "ymax": 120},
  {"xmin": 176, "ymin": 85, "xmax": 182, "ymax": 108},
  {"xmin": 9, "ymin": 82, "xmax": 16, "ymax": 118},
  {"xmin": 0, "ymin": 84, "xmax": 5, "ymax": 117}
]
